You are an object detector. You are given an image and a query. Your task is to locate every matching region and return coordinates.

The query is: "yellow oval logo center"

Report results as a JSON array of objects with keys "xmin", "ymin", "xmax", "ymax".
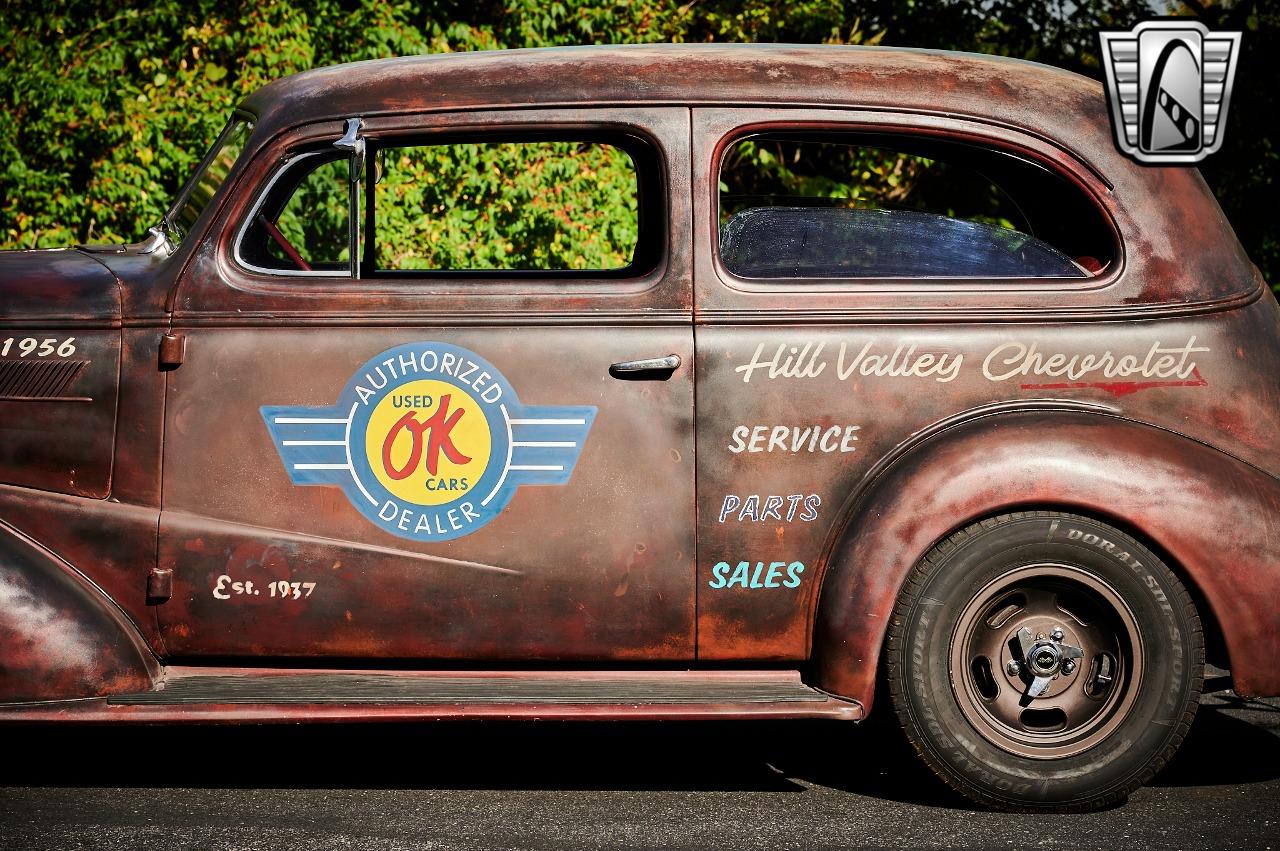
[{"xmin": 365, "ymin": 379, "xmax": 492, "ymax": 506}]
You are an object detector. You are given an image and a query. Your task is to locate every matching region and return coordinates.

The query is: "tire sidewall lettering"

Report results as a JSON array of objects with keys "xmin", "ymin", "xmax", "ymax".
[{"xmin": 1062, "ymin": 525, "xmax": 1189, "ymax": 717}]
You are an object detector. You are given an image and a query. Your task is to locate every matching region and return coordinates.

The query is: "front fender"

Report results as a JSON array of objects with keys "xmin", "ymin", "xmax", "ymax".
[
  {"xmin": 811, "ymin": 409, "xmax": 1280, "ymax": 709},
  {"xmin": 0, "ymin": 521, "xmax": 157, "ymax": 703}
]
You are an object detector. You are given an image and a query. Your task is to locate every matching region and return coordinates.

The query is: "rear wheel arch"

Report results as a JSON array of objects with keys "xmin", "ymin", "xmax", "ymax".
[
  {"xmin": 809, "ymin": 407, "xmax": 1280, "ymax": 709},
  {"xmin": 1050, "ymin": 506, "xmax": 1231, "ymax": 677},
  {"xmin": 905, "ymin": 504, "xmax": 1231, "ymax": 682}
]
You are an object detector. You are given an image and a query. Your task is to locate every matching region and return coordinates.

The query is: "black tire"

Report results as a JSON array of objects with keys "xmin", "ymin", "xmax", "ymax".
[{"xmin": 884, "ymin": 511, "xmax": 1203, "ymax": 811}]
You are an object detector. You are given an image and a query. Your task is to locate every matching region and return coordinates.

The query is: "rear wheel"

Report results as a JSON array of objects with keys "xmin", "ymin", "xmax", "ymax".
[{"xmin": 884, "ymin": 511, "xmax": 1203, "ymax": 811}]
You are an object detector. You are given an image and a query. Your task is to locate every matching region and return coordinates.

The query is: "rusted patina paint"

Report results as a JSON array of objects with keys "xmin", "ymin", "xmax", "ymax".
[
  {"xmin": 0, "ymin": 45, "xmax": 1275, "ymax": 718},
  {"xmin": 0, "ymin": 523, "xmax": 156, "ymax": 702}
]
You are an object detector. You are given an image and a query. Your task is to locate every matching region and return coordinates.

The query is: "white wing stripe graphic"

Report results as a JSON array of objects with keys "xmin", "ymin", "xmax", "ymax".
[
  {"xmin": 274, "ymin": 416, "xmax": 349, "ymax": 424},
  {"xmin": 508, "ymin": 418, "xmax": 587, "ymax": 426}
]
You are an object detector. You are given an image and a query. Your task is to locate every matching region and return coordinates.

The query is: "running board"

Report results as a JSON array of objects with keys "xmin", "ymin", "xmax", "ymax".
[{"xmin": 1, "ymin": 669, "xmax": 863, "ymax": 723}]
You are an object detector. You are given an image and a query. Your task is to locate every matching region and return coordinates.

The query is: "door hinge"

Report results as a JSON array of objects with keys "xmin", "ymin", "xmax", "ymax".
[
  {"xmin": 159, "ymin": 333, "xmax": 186, "ymax": 370},
  {"xmin": 147, "ymin": 568, "xmax": 173, "ymax": 604}
]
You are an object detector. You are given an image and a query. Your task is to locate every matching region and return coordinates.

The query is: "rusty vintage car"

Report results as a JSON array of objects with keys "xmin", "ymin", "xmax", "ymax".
[{"xmin": 2, "ymin": 44, "xmax": 1276, "ymax": 811}]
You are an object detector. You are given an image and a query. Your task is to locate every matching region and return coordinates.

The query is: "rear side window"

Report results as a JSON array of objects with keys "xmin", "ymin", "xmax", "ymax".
[
  {"xmin": 718, "ymin": 133, "xmax": 1114, "ymax": 281},
  {"xmin": 238, "ymin": 134, "xmax": 659, "ymax": 278}
]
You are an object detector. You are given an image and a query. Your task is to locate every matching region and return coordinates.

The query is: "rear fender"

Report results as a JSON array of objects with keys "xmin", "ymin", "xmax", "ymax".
[{"xmin": 811, "ymin": 409, "xmax": 1280, "ymax": 709}]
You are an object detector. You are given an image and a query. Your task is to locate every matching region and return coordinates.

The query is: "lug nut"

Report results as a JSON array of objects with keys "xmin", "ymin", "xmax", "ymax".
[
  {"xmin": 1062, "ymin": 659, "xmax": 1076, "ymax": 674},
  {"xmin": 1006, "ymin": 660, "xmax": 1022, "ymax": 676},
  {"xmin": 1051, "ymin": 628, "xmax": 1065, "ymax": 641}
]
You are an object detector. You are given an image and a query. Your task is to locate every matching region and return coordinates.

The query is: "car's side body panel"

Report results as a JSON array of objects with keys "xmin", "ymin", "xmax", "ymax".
[
  {"xmin": 694, "ymin": 301, "xmax": 1280, "ymax": 667},
  {"xmin": 0, "ymin": 327, "xmax": 120, "ymax": 499},
  {"xmin": 157, "ymin": 325, "xmax": 697, "ymax": 659},
  {"xmin": 0, "ymin": 251, "xmax": 166, "ymax": 694},
  {"xmin": 0, "ymin": 45, "xmax": 1276, "ymax": 716},
  {"xmin": 0, "ymin": 249, "xmax": 122, "ymax": 500},
  {"xmin": 0, "ymin": 485, "xmax": 163, "ymax": 655}
]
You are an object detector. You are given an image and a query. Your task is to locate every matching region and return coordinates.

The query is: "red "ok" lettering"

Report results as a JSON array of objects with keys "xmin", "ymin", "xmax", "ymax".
[{"xmin": 381, "ymin": 394, "xmax": 473, "ymax": 480}]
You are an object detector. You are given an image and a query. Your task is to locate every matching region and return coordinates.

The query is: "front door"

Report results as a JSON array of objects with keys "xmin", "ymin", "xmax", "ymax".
[{"xmin": 157, "ymin": 107, "xmax": 695, "ymax": 661}]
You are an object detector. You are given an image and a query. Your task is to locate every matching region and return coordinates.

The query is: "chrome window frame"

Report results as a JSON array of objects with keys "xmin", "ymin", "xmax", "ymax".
[{"xmin": 232, "ymin": 149, "xmax": 353, "ymax": 279}]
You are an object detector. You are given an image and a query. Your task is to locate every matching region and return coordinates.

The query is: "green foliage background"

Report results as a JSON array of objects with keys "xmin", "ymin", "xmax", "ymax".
[
  {"xmin": 374, "ymin": 142, "xmax": 639, "ymax": 270},
  {"xmin": 1, "ymin": 0, "xmax": 1275, "ymax": 281}
]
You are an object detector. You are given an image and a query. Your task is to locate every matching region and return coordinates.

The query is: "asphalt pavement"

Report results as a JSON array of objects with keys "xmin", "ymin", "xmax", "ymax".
[{"xmin": 1, "ymin": 686, "xmax": 1277, "ymax": 850}]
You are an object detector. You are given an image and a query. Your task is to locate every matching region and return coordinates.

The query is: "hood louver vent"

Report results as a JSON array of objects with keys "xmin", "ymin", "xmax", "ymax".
[{"xmin": 0, "ymin": 360, "xmax": 90, "ymax": 401}]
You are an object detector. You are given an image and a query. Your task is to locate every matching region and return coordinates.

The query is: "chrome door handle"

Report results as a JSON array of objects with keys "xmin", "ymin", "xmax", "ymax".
[{"xmin": 609, "ymin": 354, "xmax": 681, "ymax": 380}]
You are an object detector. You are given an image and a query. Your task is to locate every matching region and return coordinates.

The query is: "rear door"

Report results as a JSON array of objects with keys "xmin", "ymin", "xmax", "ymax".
[{"xmin": 157, "ymin": 107, "xmax": 696, "ymax": 661}]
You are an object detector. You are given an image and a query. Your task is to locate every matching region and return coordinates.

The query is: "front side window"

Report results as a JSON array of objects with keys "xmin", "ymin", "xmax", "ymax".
[
  {"xmin": 238, "ymin": 132, "xmax": 653, "ymax": 278},
  {"xmin": 166, "ymin": 118, "xmax": 252, "ymax": 246},
  {"xmin": 718, "ymin": 133, "xmax": 1114, "ymax": 281},
  {"xmin": 375, "ymin": 141, "xmax": 638, "ymax": 272}
]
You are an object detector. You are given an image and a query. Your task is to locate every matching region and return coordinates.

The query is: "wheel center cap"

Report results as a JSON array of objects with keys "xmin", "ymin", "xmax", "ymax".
[{"xmin": 1029, "ymin": 642, "xmax": 1062, "ymax": 675}]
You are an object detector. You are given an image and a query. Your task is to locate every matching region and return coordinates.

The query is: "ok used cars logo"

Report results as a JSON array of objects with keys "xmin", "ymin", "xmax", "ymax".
[{"xmin": 263, "ymin": 342, "xmax": 595, "ymax": 542}]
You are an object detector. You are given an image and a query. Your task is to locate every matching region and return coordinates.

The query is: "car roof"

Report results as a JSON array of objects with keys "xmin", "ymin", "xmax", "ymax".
[{"xmin": 240, "ymin": 43, "xmax": 1104, "ymax": 144}]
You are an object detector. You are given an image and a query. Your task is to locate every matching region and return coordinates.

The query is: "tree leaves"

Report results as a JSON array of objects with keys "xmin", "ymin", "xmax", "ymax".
[
  {"xmin": 372, "ymin": 141, "xmax": 637, "ymax": 270},
  {"xmin": 0, "ymin": 0, "xmax": 1272, "ymax": 284}
]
